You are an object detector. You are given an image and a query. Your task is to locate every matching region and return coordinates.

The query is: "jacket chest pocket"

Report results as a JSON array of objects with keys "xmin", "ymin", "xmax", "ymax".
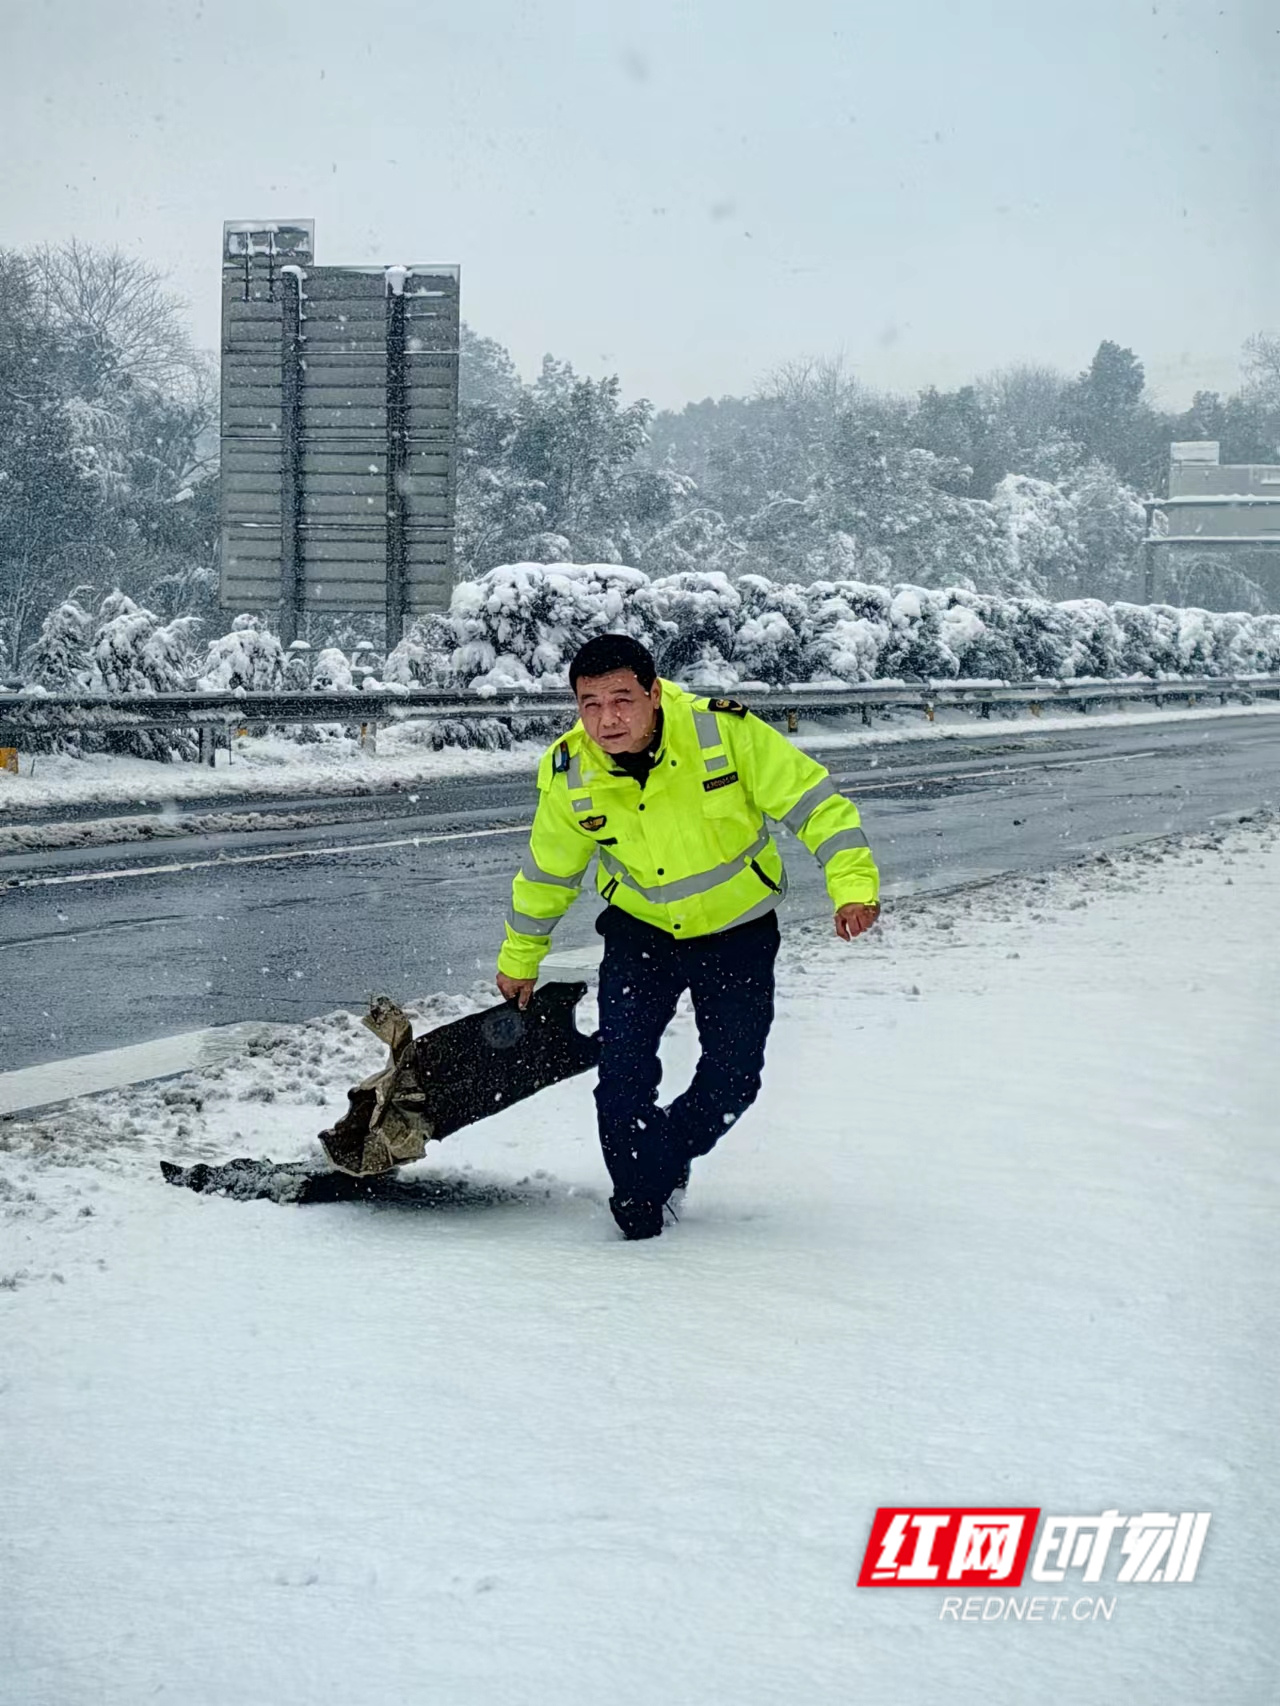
[{"xmin": 695, "ymin": 774, "xmax": 759, "ymax": 864}]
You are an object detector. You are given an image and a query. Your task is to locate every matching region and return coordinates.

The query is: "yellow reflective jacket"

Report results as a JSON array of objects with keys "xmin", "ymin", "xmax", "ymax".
[{"xmin": 497, "ymin": 679, "xmax": 880, "ymax": 979}]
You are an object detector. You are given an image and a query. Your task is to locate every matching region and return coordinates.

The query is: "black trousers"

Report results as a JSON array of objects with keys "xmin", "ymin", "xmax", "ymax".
[{"xmin": 593, "ymin": 906, "xmax": 780, "ymax": 1202}]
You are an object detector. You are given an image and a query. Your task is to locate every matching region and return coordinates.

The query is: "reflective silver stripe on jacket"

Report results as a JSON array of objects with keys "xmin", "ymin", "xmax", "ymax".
[
  {"xmin": 520, "ymin": 856, "xmax": 585, "ymax": 890},
  {"xmin": 506, "ymin": 907, "xmax": 563, "ymax": 938},
  {"xmin": 783, "ymin": 777, "xmax": 836, "ymax": 833},
  {"xmin": 693, "ymin": 709, "xmax": 723, "ymax": 754},
  {"xmin": 565, "ymin": 750, "xmax": 593, "ymax": 814},
  {"xmin": 813, "ymin": 826, "xmax": 870, "ymax": 865},
  {"xmin": 694, "ymin": 704, "xmax": 734, "ymax": 783},
  {"xmin": 598, "ymin": 829, "xmax": 771, "ymax": 906},
  {"xmin": 709, "ymin": 879, "xmax": 788, "ymax": 933}
]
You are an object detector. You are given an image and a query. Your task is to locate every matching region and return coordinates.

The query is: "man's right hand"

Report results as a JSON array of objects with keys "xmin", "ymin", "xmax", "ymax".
[{"xmin": 497, "ymin": 973, "xmax": 537, "ymax": 1010}]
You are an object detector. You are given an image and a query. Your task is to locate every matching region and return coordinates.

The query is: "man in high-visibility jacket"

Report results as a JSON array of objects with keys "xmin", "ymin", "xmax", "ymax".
[{"xmin": 496, "ymin": 633, "xmax": 880, "ymax": 1240}]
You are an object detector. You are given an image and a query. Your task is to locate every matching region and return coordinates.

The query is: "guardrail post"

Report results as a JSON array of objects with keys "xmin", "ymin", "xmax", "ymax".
[
  {"xmin": 786, "ymin": 709, "xmax": 798, "ymax": 732},
  {"xmin": 198, "ymin": 726, "xmax": 217, "ymax": 768},
  {"xmin": 359, "ymin": 720, "xmax": 379, "ymax": 755},
  {"xmin": 923, "ymin": 699, "xmax": 935, "ymax": 722}
]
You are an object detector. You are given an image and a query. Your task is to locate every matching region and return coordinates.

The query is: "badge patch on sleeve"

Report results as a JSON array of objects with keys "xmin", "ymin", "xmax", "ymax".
[
  {"xmin": 709, "ymin": 698, "xmax": 748, "ymax": 716},
  {"xmin": 581, "ymin": 814, "xmax": 608, "ymax": 831},
  {"xmin": 702, "ymin": 771, "xmax": 740, "ymax": 792}
]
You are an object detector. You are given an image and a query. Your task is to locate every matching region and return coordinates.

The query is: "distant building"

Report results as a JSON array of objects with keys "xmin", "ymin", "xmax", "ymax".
[
  {"xmin": 1156, "ymin": 442, "xmax": 1280, "ymax": 544},
  {"xmin": 1144, "ymin": 443, "xmax": 1280, "ymax": 611}
]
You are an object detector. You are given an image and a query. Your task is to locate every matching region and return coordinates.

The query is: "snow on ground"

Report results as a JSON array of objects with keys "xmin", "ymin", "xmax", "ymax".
[
  {"xmin": 1, "ymin": 819, "xmax": 1277, "ymax": 1704},
  {"xmin": 2, "ymin": 700, "xmax": 1278, "ymax": 823},
  {"xmin": 0, "ymin": 720, "xmax": 549, "ymax": 820}
]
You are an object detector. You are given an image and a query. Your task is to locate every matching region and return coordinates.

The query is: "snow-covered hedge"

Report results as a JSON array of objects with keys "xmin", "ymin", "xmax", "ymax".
[
  {"xmin": 413, "ymin": 563, "xmax": 1280, "ymax": 691},
  {"xmin": 19, "ymin": 571, "xmax": 1280, "ymax": 718}
]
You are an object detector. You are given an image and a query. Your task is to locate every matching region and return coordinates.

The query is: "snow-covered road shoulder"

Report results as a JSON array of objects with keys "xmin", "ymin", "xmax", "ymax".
[{"xmin": 1, "ymin": 816, "xmax": 1276, "ymax": 1704}]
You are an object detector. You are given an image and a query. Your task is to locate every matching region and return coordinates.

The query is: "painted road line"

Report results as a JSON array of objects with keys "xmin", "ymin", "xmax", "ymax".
[
  {"xmin": 0, "ymin": 1022, "xmax": 293, "ymax": 1119},
  {"xmin": 0, "ymin": 749, "xmax": 1164, "ymax": 892},
  {"xmin": 1, "ymin": 821, "xmax": 534, "ymax": 892},
  {"xmin": 837, "ymin": 750, "xmax": 1161, "ymax": 792}
]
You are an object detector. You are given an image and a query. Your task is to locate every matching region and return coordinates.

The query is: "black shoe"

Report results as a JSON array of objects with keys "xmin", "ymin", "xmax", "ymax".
[{"xmin": 609, "ymin": 1194, "xmax": 665, "ymax": 1241}]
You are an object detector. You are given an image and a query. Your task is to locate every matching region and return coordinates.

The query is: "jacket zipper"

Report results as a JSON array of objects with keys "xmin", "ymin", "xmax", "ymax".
[{"xmin": 749, "ymin": 858, "xmax": 782, "ymax": 894}]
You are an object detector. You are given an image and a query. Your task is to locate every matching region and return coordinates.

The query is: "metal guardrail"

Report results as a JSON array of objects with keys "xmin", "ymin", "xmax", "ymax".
[{"xmin": 1, "ymin": 675, "xmax": 1277, "ymax": 765}]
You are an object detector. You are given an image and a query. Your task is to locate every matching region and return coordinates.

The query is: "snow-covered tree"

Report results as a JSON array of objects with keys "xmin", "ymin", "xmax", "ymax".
[
  {"xmin": 992, "ymin": 475, "xmax": 1080, "ymax": 598},
  {"xmin": 89, "ymin": 590, "xmax": 199, "ymax": 694},
  {"xmin": 1068, "ymin": 462, "xmax": 1146, "ymax": 600},
  {"xmin": 78, "ymin": 589, "xmax": 199, "ymax": 756},
  {"xmin": 23, "ymin": 596, "xmax": 93, "ymax": 690}
]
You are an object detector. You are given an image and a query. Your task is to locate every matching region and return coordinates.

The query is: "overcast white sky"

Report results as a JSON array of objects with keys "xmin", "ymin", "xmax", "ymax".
[{"xmin": 3, "ymin": 0, "xmax": 1275, "ymax": 409}]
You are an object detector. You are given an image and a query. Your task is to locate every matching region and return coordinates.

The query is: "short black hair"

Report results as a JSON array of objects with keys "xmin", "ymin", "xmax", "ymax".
[{"xmin": 569, "ymin": 633, "xmax": 658, "ymax": 693}]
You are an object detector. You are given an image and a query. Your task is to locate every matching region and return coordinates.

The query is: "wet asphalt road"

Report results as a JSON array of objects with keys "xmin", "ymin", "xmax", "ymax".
[{"xmin": 1, "ymin": 712, "xmax": 1276, "ymax": 1072}]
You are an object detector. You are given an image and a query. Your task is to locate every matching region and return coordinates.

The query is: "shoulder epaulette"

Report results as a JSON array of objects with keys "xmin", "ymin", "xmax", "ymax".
[
  {"xmin": 707, "ymin": 697, "xmax": 748, "ymax": 717},
  {"xmin": 552, "ymin": 739, "xmax": 571, "ymax": 774}
]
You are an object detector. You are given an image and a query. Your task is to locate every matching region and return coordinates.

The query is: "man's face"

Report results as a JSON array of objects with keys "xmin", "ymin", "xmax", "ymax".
[{"xmin": 575, "ymin": 668, "xmax": 662, "ymax": 755}]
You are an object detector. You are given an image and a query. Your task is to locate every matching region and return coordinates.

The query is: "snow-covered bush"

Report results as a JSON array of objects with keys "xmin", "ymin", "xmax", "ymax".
[
  {"xmin": 283, "ymin": 641, "xmax": 313, "ymax": 691},
  {"xmin": 1056, "ymin": 599, "xmax": 1124, "ymax": 679},
  {"xmin": 197, "ymin": 614, "xmax": 286, "ymax": 692},
  {"xmin": 800, "ymin": 581, "xmax": 893, "ymax": 683},
  {"xmin": 449, "ymin": 562, "xmax": 651, "ymax": 688},
  {"xmin": 634, "ymin": 571, "xmax": 742, "ymax": 682},
  {"xmin": 880, "ymin": 585, "xmax": 964, "ymax": 681},
  {"xmin": 1004, "ymin": 598, "xmax": 1077, "ymax": 680},
  {"xmin": 731, "ymin": 576, "xmax": 807, "ymax": 685},
  {"xmin": 384, "ymin": 616, "xmax": 460, "ymax": 688},
  {"xmin": 938, "ymin": 589, "xmax": 1021, "ymax": 681},
  {"xmin": 310, "ymin": 648, "xmax": 355, "ymax": 692},
  {"xmin": 16, "ymin": 563, "xmax": 1280, "ymax": 763}
]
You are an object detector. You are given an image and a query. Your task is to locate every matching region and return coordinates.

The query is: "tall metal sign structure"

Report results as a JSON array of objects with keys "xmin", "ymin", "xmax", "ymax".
[{"xmin": 219, "ymin": 221, "xmax": 460, "ymax": 647}]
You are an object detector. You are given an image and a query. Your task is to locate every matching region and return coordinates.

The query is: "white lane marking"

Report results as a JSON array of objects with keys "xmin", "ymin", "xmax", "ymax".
[
  {"xmin": 839, "ymin": 750, "xmax": 1159, "ymax": 792},
  {"xmin": 0, "ymin": 1022, "xmax": 293, "ymax": 1118},
  {"xmin": 3, "ymin": 822, "xmax": 533, "ymax": 892},
  {"xmin": 1042, "ymin": 750, "xmax": 1158, "ymax": 769}
]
